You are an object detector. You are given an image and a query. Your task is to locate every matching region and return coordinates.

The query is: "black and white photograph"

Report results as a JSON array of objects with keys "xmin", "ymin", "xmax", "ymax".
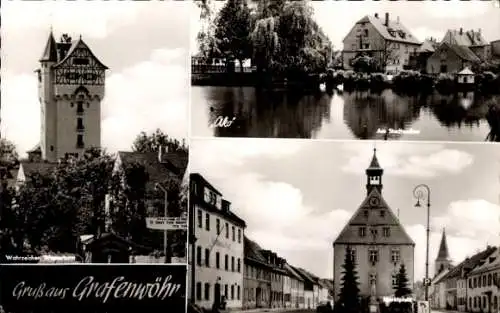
[
  {"xmin": 0, "ymin": 1, "xmax": 189, "ymax": 264},
  {"xmin": 0, "ymin": 264, "xmax": 187, "ymax": 313},
  {"xmin": 191, "ymin": 0, "xmax": 500, "ymax": 142},
  {"xmin": 188, "ymin": 138, "xmax": 500, "ymax": 313}
]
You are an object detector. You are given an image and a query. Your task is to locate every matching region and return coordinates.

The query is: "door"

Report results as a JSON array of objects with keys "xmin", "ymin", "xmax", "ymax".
[
  {"xmin": 256, "ymin": 288, "xmax": 262, "ymax": 308},
  {"xmin": 214, "ymin": 283, "xmax": 221, "ymax": 307}
]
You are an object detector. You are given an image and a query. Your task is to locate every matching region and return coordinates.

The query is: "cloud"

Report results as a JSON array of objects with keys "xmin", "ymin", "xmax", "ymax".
[
  {"xmin": 407, "ymin": 199, "xmax": 500, "ymax": 281},
  {"xmin": 421, "ymin": 0, "xmax": 491, "ymax": 19},
  {"xmin": 189, "ymin": 138, "xmax": 302, "ymax": 171},
  {"xmin": 2, "ymin": 1, "xmax": 140, "ymax": 39},
  {"xmin": 2, "ymin": 47, "xmax": 188, "ymax": 156},
  {"xmin": 341, "ymin": 142, "xmax": 474, "ymax": 178}
]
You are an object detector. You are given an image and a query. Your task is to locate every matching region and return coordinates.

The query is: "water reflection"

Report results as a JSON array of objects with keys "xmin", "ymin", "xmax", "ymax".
[{"xmin": 191, "ymin": 86, "xmax": 498, "ymax": 141}]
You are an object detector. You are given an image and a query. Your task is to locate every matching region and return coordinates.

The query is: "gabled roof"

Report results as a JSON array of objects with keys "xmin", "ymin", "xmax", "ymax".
[
  {"xmin": 244, "ymin": 236, "xmax": 270, "ymax": 266},
  {"xmin": 418, "ymin": 40, "xmax": 437, "ymax": 53},
  {"xmin": 458, "ymin": 67, "xmax": 474, "ymax": 75},
  {"xmin": 117, "ymin": 150, "xmax": 188, "ymax": 192},
  {"xmin": 442, "ymin": 29, "xmax": 488, "ymax": 47},
  {"xmin": 284, "ymin": 263, "xmax": 305, "ymax": 282},
  {"xmin": 469, "ymin": 247, "xmax": 500, "ymax": 276},
  {"xmin": 40, "ymin": 31, "xmax": 58, "ymax": 62},
  {"xmin": 292, "ymin": 266, "xmax": 317, "ymax": 285},
  {"xmin": 351, "ymin": 14, "xmax": 420, "ymax": 45},
  {"xmin": 53, "ymin": 37, "xmax": 108, "ymax": 69},
  {"xmin": 368, "ymin": 148, "xmax": 381, "ymax": 170},
  {"xmin": 333, "ymin": 187, "xmax": 415, "ymax": 245},
  {"xmin": 432, "ymin": 267, "xmax": 451, "ymax": 283},
  {"xmin": 436, "ymin": 246, "xmax": 498, "ymax": 283},
  {"xmin": 18, "ymin": 161, "xmax": 57, "ymax": 179},
  {"xmin": 434, "ymin": 42, "xmax": 480, "ymax": 63}
]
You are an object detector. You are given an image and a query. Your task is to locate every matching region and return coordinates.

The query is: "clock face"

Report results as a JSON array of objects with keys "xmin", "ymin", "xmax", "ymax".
[{"xmin": 369, "ymin": 197, "xmax": 380, "ymax": 206}]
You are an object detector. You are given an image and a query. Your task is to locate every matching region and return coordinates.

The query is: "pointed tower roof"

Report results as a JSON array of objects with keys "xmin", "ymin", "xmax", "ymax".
[
  {"xmin": 40, "ymin": 31, "xmax": 58, "ymax": 62},
  {"xmin": 53, "ymin": 37, "xmax": 109, "ymax": 69},
  {"xmin": 368, "ymin": 148, "xmax": 381, "ymax": 170},
  {"xmin": 437, "ymin": 228, "xmax": 450, "ymax": 260}
]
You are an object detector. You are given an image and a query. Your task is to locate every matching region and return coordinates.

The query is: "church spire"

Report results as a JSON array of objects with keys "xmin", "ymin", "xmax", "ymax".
[
  {"xmin": 40, "ymin": 30, "xmax": 58, "ymax": 62},
  {"xmin": 366, "ymin": 147, "xmax": 383, "ymax": 195},
  {"xmin": 437, "ymin": 228, "xmax": 450, "ymax": 260}
]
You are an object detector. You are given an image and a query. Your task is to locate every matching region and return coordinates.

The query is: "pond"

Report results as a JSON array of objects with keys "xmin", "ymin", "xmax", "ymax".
[{"xmin": 191, "ymin": 86, "xmax": 499, "ymax": 141}]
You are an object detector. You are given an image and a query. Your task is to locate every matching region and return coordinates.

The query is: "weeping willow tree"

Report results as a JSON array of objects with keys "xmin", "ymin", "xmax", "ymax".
[
  {"xmin": 195, "ymin": 0, "xmax": 220, "ymax": 60},
  {"xmin": 250, "ymin": 0, "xmax": 332, "ymax": 76},
  {"xmin": 197, "ymin": 0, "xmax": 333, "ymax": 76}
]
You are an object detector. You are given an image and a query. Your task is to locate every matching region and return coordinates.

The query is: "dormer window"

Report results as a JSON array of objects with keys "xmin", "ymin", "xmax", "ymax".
[
  {"xmin": 364, "ymin": 210, "xmax": 369, "ymax": 218},
  {"xmin": 383, "ymin": 227, "xmax": 390, "ymax": 237}
]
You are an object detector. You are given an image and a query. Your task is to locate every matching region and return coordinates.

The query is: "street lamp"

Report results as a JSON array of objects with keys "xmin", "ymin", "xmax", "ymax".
[
  {"xmin": 413, "ymin": 184, "xmax": 431, "ymax": 301},
  {"xmin": 155, "ymin": 183, "xmax": 168, "ymax": 263}
]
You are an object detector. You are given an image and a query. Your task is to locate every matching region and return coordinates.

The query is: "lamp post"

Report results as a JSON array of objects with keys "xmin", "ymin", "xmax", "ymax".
[
  {"xmin": 155, "ymin": 183, "xmax": 168, "ymax": 263},
  {"xmin": 413, "ymin": 184, "xmax": 431, "ymax": 301}
]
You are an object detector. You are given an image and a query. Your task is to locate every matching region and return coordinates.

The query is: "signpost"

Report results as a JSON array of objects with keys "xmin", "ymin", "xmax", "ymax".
[{"xmin": 146, "ymin": 217, "xmax": 188, "ymax": 230}]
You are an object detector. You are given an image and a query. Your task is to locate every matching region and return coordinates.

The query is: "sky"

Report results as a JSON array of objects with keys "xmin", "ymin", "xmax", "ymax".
[
  {"xmin": 190, "ymin": 139, "xmax": 500, "ymax": 281},
  {"xmin": 190, "ymin": 0, "xmax": 500, "ymax": 53},
  {"xmin": 1, "ymin": 1, "xmax": 190, "ymax": 156}
]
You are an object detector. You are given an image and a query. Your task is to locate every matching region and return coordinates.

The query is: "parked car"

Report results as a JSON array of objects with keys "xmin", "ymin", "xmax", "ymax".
[{"xmin": 317, "ymin": 300, "xmax": 333, "ymax": 313}]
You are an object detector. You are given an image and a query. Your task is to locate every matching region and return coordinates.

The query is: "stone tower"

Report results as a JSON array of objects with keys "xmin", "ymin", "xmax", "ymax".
[
  {"xmin": 434, "ymin": 228, "xmax": 452, "ymax": 276},
  {"xmin": 37, "ymin": 31, "xmax": 108, "ymax": 162}
]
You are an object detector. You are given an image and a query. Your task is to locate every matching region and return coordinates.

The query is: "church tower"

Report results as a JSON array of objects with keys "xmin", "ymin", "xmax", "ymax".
[
  {"xmin": 366, "ymin": 148, "xmax": 383, "ymax": 195},
  {"xmin": 434, "ymin": 228, "xmax": 452, "ymax": 276},
  {"xmin": 36, "ymin": 31, "xmax": 108, "ymax": 162}
]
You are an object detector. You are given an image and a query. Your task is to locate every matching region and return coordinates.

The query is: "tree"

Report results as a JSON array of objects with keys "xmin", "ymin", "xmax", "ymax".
[
  {"xmin": 214, "ymin": 0, "xmax": 253, "ymax": 69},
  {"xmin": 372, "ymin": 38, "xmax": 398, "ymax": 72},
  {"xmin": 338, "ymin": 247, "xmax": 360, "ymax": 313},
  {"xmin": 351, "ymin": 55, "xmax": 379, "ymax": 73},
  {"xmin": 394, "ymin": 264, "xmax": 412, "ymax": 298},
  {"xmin": 132, "ymin": 129, "xmax": 187, "ymax": 154}
]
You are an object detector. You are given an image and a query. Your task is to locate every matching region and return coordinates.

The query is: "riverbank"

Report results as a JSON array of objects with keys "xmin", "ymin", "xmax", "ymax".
[{"xmin": 191, "ymin": 70, "xmax": 500, "ymax": 95}]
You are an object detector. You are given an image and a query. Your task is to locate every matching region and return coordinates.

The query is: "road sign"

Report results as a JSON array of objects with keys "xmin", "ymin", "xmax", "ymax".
[
  {"xmin": 417, "ymin": 301, "xmax": 429, "ymax": 313},
  {"xmin": 146, "ymin": 217, "xmax": 187, "ymax": 230}
]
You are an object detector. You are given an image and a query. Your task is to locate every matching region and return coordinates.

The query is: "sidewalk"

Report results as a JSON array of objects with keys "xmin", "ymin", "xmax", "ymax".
[{"xmin": 227, "ymin": 308, "xmax": 311, "ymax": 313}]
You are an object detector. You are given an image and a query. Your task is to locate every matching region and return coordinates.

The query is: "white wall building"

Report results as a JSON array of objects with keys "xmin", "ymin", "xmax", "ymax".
[
  {"xmin": 189, "ymin": 173, "xmax": 247, "ymax": 310},
  {"xmin": 467, "ymin": 247, "xmax": 500, "ymax": 313}
]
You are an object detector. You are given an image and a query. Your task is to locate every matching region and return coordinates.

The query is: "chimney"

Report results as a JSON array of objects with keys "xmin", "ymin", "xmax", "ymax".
[
  {"xmin": 374, "ymin": 13, "xmax": 378, "ymax": 18},
  {"xmin": 460, "ymin": 28, "xmax": 463, "ymax": 35},
  {"xmin": 385, "ymin": 12, "xmax": 389, "ymax": 27}
]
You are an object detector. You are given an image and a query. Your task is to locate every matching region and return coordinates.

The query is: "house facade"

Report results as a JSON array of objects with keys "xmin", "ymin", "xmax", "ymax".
[
  {"xmin": 284, "ymin": 263, "xmax": 305, "ymax": 308},
  {"xmin": 467, "ymin": 247, "xmax": 500, "ymax": 313},
  {"xmin": 426, "ymin": 42, "xmax": 481, "ymax": 74},
  {"xmin": 333, "ymin": 149, "xmax": 415, "ymax": 302},
  {"xmin": 436, "ymin": 246, "xmax": 498, "ymax": 312},
  {"xmin": 188, "ymin": 173, "xmax": 246, "ymax": 310},
  {"xmin": 442, "ymin": 29, "xmax": 490, "ymax": 62},
  {"xmin": 243, "ymin": 236, "xmax": 272, "ymax": 309},
  {"xmin": 342, "ymin": 12, "xmax": 421, "ymax": 72}
]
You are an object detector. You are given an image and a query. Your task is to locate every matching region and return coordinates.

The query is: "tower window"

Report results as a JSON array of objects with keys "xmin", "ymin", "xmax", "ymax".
[
  {"xmin": 77, "ymin": 118, "xmax": 84, "ymax": 131},
  {"xmin": 364, "ymin": 210, "xmax": 369, "ymax": 218},
  {"xmin": 359, "ymin": 227, "xmax": 366, "ymax": 237},
  {"xmin": 383, "ymin": 227, "xmax": 390, "ymax": 237},
  {"xmin": 77, "ymin": 101, "xmax": 84, "ymax": 114},
  {"xmin": 50, "ymin": 145, "xmax": 54, "ymax": 151},
  {"xmin": 391, "ymin": 249, "xmax": 400, "ymax": 263},
  {"xmin": 77, "ymin": 134, "xmax": 84, "ymax": 148},
  {"xmin": 369, "ymin": 249, "xmax": 379, "ymax": 264},
  {"xmin": 380, "ymin": 210, "xmax": 385, "ymax": 217}
]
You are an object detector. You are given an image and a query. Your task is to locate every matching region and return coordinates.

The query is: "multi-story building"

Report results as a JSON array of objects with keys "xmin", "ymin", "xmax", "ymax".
[
  {"xmin": 436, "ymin": 246, "xmax": 497, "ymax": 311},
  {"xmin": 284, "ymin": 263, "xmax": 305, "ymax": 309},
  {"xmin": 442, "ymin": 28, "xmax": 490, "ymax": 61},
  {"xmin": 260, "ymin": 250, "xmax": 287, "ymax": 308},
  {"xmin": 342, "ymin": 12, "xmax": 421, "ymax": 72},
  {"xmin": 333, "ymin": 148, "xmax": 415, "ymax": 303},
  {"xmin": 293, "ymin": 266, "xmax": 319, "ymax": 309},
  {"xmin": 36, "ymin": 31, "xmax": 107, "ymax": 162},
  {"xmin": 467, "ymin": 247, "xmax": 500, "ymax": 313},
  {"xmin": 243, "ymin": 236, "xmax": 272, "ymax": 309},
  {"xmin": 188, "ymin": 173, "xmax": 247, "ymax": 310}
]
